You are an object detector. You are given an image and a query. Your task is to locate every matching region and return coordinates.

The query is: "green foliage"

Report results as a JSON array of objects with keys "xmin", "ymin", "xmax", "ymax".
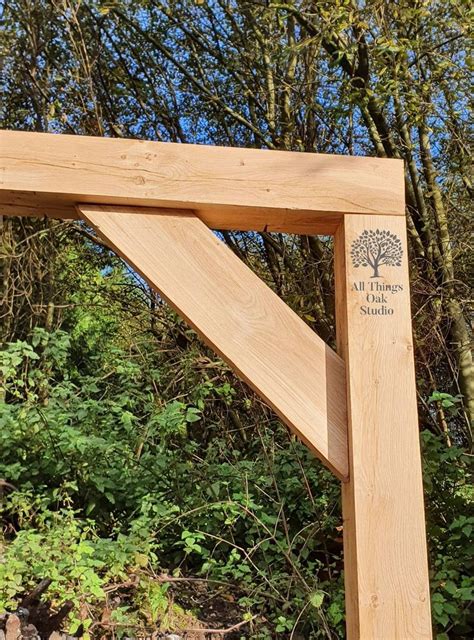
[
  {"xmin": 0, "ymin": 488, "xmax": 159, "ymax": 638},
  {"xmin": 428, "ymin": 391, "xmax": 464, "ymax": 417},
  {"xmin": 422, "ymin": 431, "xmax": 474, "ymax": 637},
  {"xmin": 0, "ymin": 314, "xmax": 347, "ymax": 637},
  {"xmin": 1, "ymin": 315, "xmax": 472, "ymax": 636}
]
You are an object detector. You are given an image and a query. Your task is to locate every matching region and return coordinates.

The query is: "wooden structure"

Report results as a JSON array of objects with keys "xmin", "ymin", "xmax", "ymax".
[{"xmin": 0, "ymin": 130, "xmax": 432, "ymax": 638}]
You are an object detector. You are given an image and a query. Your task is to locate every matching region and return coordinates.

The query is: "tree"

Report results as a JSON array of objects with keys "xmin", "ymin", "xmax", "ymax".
[
  {"xmin": 1, "ymin": 0, "xmax": 471, "ymax": 438},
  {"xmin": 350, "ymin": 229, "xmax": 403, "ymax": 278},
  {"xmin": 1, "ymin": 1, "xmax": 473, "ymax": 636}
]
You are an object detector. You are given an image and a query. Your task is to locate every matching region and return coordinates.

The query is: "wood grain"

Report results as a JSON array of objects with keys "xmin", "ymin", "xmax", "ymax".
[
  {"xmin": 78, "ymin": 204, "xmax": 348, "ymax": 479},
  {"xmin": 1, "ymin": 130, "xmax": 404, "ymax": 232},
  {"xmin": 335, "ymin": 215, "xmax": 432, "ymax": 638}
]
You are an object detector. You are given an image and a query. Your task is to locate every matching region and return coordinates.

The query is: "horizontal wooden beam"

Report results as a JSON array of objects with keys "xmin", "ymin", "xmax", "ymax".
[
  {"xmin": 78, "ymin": 204, "xmax": 349, "ymax": 479},
  {"xmin": 1, "ymin": 130, "xmax": 404, "ymax": 233}
]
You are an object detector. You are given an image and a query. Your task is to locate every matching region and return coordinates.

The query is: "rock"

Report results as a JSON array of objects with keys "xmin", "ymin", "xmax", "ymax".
[
  {"xmin": 5, "ymin": 615, "xmax": 21, "ymax": 640},
  {"xmin": 15, "ymin": 609, "xmax": 30, "ymax": 623},
  {"xmin": 21, "ymin": 624, "xmax": 40, "ymax": 639}
]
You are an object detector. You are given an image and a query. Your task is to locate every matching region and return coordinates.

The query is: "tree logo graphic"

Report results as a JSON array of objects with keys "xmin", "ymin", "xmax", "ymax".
[{"xmin": 350, "ymin": 229, "xmax": 403, "ymax": 278}]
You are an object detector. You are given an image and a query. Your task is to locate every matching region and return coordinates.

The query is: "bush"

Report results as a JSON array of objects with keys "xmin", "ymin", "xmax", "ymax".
[{"xmin": 1, "ymin": 326, "xmax": 472, "ymax": 638}]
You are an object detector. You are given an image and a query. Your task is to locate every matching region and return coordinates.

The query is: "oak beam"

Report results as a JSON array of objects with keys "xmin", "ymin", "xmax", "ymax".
[
  {"xmin": 1, "ymin": 130, "xmax": 404, "ymax": 233},
  {"xmin": 78, "ymin": 204, "xmax": 348, "ymax": 479},
  {"xmin": 335, "ymin": 214, "xmax": 432, "ymax": 638}
]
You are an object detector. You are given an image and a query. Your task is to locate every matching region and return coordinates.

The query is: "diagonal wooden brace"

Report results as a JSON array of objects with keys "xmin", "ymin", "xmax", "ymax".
[{"xmin": 78, "ymin": 204, "xmax": 349, "ymax": 480}]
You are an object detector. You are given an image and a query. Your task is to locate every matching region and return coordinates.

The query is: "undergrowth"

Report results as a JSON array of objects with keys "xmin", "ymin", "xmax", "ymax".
[{"xmin": 1, "ymin": 290, "xmax": 472, "ymax": 638}]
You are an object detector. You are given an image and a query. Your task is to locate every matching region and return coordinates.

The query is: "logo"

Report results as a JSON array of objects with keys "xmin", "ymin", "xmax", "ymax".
[{"xmin": 350, "ymin": 229, "xmax": 402, "ymax": 278}]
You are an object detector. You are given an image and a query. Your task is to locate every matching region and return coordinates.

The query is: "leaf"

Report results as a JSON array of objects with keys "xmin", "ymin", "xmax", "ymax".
[
  {"xmin": 310, "ymin": 590, "xmax": 325, "ymax": 608},
  {"xmin": 443, "ymin": 580, "xmax": 457, "ymax": 595},
  {"xmin": 328, "ymin": 602, "xmax": 343, "ymax": 624},
  {"xmin": 186, "ymin": 407, "xmax": 201, "ymax": 423},
  {"xmin": 134, "ymin": 552, "xmax": 149, "ymax": 567}
]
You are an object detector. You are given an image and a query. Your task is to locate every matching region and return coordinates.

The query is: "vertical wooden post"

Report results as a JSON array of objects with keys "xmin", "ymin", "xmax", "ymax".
[{"xmin": 335, "ymin": 214, "xmax": 432, "ymax": 639}]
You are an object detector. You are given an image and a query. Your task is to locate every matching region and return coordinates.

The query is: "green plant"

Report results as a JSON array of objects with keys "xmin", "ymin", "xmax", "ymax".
[
  {"xmin": 422, "ymin": 431, "xmax": 474, "ymax": 637},
  {"xmin": 0, "ymin": 489, "xmax": 158, "ymax": 638},
  {"xmin": 0, "ymin": 267, "xmax": 472, "ymax": 637}
]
